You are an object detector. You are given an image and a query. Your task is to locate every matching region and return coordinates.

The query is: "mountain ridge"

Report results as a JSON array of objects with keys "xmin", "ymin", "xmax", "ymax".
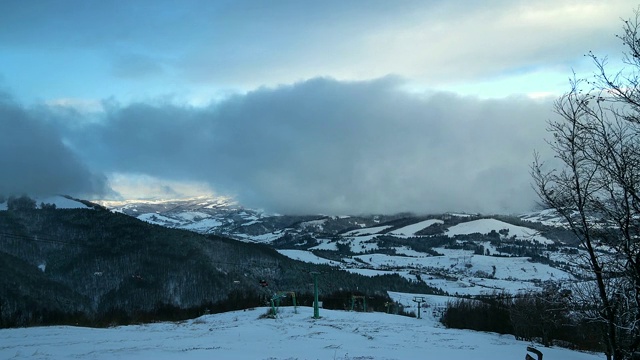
[{"xmin": 91, "ymin": 196, "xmax": 579, "ymax": 297}]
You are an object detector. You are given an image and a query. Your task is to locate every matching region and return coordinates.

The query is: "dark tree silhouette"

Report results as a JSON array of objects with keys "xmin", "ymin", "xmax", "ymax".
[{"xmin": 532, "ymin": 9, "xmax": 640, "ymax": 360}]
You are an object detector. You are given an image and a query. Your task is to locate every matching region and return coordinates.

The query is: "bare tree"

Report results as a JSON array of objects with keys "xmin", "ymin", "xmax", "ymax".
[{"xmin": 532, "ymin": 10, "xmax": 640, "ymax": 360}]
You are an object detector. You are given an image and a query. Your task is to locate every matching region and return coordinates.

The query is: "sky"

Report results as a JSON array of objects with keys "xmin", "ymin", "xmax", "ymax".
[{"xmin": 0, "ymin": 0, "xmax": 637, "ymax": 215}]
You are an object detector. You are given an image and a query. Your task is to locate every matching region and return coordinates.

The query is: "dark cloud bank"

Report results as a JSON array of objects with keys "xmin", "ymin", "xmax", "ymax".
[
  {"xmin": 1, "ymin": 78, "xmax": 556, "ymax": 214},
  {"xmin": 0, "ymin": 94, "xmax": 108, "ymax": 198}
]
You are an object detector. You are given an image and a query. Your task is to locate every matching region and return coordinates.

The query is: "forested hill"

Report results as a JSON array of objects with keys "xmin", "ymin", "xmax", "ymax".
[{"xmin": 0, "ymin": 207, "xmax": 437, "ymax": 328}]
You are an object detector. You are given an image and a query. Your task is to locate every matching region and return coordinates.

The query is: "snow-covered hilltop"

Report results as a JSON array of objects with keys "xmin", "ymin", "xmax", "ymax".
[
  {"xmin": 95, "ymin": 196, "xmax": 262, "ymax": 234},
  {"xmin": 96, "ymin": 197, "xmax": 579, "ymax": 296},
  {"xmin": 0, "ymin": 195, "xmax": 91, "ymax": 211}
]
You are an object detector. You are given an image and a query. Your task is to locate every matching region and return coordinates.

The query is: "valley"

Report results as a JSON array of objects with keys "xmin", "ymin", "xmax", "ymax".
[{"xmin": 100, "ymin": 196, "xmax": 581, "ymax": 297}]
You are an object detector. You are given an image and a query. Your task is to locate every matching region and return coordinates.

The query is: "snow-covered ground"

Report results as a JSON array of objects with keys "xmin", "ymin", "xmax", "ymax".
[
  {"xmin": 137, "ymin": 213, "xmax": 182, "ymax": 226},
  {"xmin": 520, "ymin": 209, "xmax": 567, "ymax": 227},
  {"xmin": 276, "ymin": 247, "xmax": 573, "ymax": 294},
  {"xmin": 344, "ymin": 225, "xmax": 393, "ymax": 236},
  {"xmin": 0, "ymin": 306, "xmax": 604, "ymax": 360},
  {"xmin": 446, "ymin": 219, "xmax": 553, "ymax": 244},
  {"xmin": 309, "ymin": 238, "xmax": 338, "ymax": 251},
  {"xmin": 388, "ymin": 219, "xmax": 444, "ymax": 237},
  {"xmin": 136, "ymin": 211, "xmax": 226, "ymax": 232},
  {"xmin": 276, "ymin": 249, "xmax": 341, "ymax": 266},
  {"xmin": 0, "ymin": 195, "xmax": 90, "ymax": 210}
]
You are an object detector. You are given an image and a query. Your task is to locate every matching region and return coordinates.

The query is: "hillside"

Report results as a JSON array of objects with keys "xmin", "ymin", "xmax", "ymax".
[
  {"xmin": 98, "ymin": 197, "xmax": 581, "ymax": 296},
  {"xmin": 0, "ymin": 206, "xmax": 437, "ymax": 327}
]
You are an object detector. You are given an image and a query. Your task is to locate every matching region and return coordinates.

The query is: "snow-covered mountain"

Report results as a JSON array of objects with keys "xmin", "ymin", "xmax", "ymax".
[
  {"xmin": 96, "ymin": 196, "xmax": 409, "ymax": 241},
  {"xmin": 0, "ymin": 196, "xmax": 603, "ymax": 358},
  {"xmin": 96, "ymin": 196, "xmax": 243, "ymax": 233},
  {"xmin": 97, "ymin": 197, "xmax": 579, "ymax": 296}
]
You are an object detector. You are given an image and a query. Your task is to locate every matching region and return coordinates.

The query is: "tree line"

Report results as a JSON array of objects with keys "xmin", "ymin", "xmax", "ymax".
[{"xmin": 0, "ymin": 205, "xmax": 440, "ymax": 328}]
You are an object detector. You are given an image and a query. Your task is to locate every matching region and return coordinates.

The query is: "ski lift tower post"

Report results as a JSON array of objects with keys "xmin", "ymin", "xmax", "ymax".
[
  {"xmin": 269, "ymin": 291, "xmax": 297, "ymax": 316},
  {"xmin": 310, "ymin": 271, "xmax": 321, "ymax": 319},
  {"xmin": 269, "ymin": 293, "xmax": 287, "ymax": 317},
  {"xmin": 412, "ymin": 296, "xmax": 426, "ymax": 319},
  {"xmin": 351, "ymin": 295, "xmax": 367, "ymax": 312}
]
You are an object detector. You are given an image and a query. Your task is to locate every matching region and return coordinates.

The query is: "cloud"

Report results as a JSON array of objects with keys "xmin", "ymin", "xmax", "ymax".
[
  {"xmin": 0, "ymin": 95, "xmax": 110, "ymax": 198},
  {"xmin": 0, "ymin": 1, "xmax": 632, "ymax": 215},
  {"xmin": 106, "ymin": 173, "xmax": 214, "ymax": 200},
  {"xmin": 54, "ymin": 77, "xmax": 555, "ymax": 215},
  {"xmin": 175, "ymin": 0, "xmax": 635, "ymax": 88},
  {"xmin": 111, "ymin": 53, "xmax": 165, "ymax": 80},
  {"xmin": 1, "ymin": 0, "xmax": 634, "ymax": 102}
]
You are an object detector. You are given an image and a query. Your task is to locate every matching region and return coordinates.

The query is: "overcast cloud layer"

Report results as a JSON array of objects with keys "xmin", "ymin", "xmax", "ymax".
[
  {"xmin": 4, "ymin": 78, "xmax": 554, "ymax": 214},
  {"xmin": 0, "ymin": 95, "xmax": 108, "ymax": 198},
  {"xmin": 1, "ymin": 1, "xmax": 636, "ymax": 214}
]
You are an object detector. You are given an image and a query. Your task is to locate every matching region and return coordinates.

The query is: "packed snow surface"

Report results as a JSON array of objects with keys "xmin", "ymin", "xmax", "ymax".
[{"xmin": 0, "ymin": 306, "xmax": 603, "ymax": 360}]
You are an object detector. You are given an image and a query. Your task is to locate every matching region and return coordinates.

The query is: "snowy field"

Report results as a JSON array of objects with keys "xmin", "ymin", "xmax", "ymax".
[
  {"xmin": 275, "ymin": 246, "xmax": 573, "ymax": 296},
  {"xmin": 446, "ymin": 219, "xmax": 554, "ymax": 244},
  {"xmin": 277, "ymin": 249, "xmax": 342, "ymax": 266},
  {"xmin": 0, "ymin": 306, "xmax": 604, "ymax": 360},
  {"xmin": 388, "ymin": 219, "xmax": 444, "ymax": 237},
  {"xmin": 0, "ymin": 195, "xmax": 89, "ymax": 210}
]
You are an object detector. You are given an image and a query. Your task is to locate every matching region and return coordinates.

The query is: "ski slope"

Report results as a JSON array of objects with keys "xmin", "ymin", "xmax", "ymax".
[{"xmin": 0, "ymin": 306, "xmax": 604, "ymax": 360}]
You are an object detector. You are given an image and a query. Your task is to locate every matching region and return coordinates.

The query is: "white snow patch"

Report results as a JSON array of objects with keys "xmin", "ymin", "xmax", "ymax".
[
  {"xmin": 0, "ymin": 195, "xmax": 90, "ymax": 211},
  {"xmin": 180, "ymin": 218, "xmax": 223, "ymax": 232},
  {"xmin": 277, "ymin": 250, "xmax": 340, "ymax": 266},
  {"xmin": 345, "ymin": 225, "xmax": 392, "ymax": 236},
  {"xmin": 175, "ymin": 211, "xmax": 210, "ymax": 221},
  {"xmin": 137, "ymin": 213, "xmax": 182, "ymax": 226},
  {"xmin": 38, "ymin": 196, "xmax": 90, "ymax": 209},
  {"xmin": 447, "ymin": 219, "xmax": 554, "ymax": 244},
  {"xmin": 240, "ymin": 231, "xmax": 284, "ymax": 243},
  {"xmin": 309, "ymin": 239, "xmax": 338, "ymax": 251},
  {"xmin": 299, "ymin": 218, "xmax": 328, "ymax": 230},
  {"xmin": 240, "ymin": 220, "xmax": 260, "ymax": 226},
  {"xmin": 389, "ymin": 219, "xmax": 444, "ymax": 237},
  {"xmin": 394, "ymin": 246, "xmax": 427, "ymax": 257},
  {"xmin": 345, "ymin": 235, "xmax": 380, "ymax": 253}
]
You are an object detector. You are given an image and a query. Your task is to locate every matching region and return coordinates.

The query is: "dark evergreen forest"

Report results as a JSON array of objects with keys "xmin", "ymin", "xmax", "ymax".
[{"xmin": 0, "ymin": 206, "xmax": 439, "ymax": 328}]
